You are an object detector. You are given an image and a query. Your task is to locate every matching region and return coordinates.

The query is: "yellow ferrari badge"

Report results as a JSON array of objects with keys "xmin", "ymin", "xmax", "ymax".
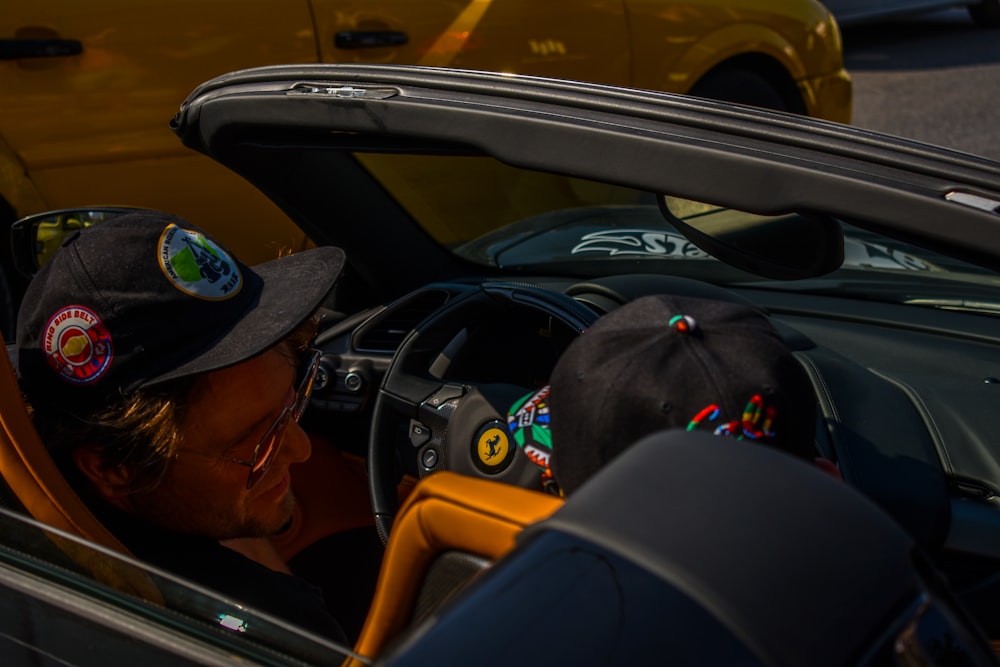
[{"xmin": 477, "ymin": 427, "xmax": 509, "ymax": 467}]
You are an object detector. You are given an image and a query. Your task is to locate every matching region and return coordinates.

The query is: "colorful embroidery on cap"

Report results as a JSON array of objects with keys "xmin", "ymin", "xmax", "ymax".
[
  {"xmin": 686, "ymin": 394, "xmax": 776, "ymax": 441},
  {"xmin": 158, "ymin": 224, "xmax": 242, "ymax": 300},
  {"xmin": 738, "ymin": 394, "xmax": 776, "ymax": 440},
  {"xmin": 42, "ymin": 306, "xmax": 114, "ymax": 385}
]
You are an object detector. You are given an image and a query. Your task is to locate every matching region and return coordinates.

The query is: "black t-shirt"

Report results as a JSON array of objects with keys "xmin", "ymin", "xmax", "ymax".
[{"xmin": 97, "ymin": 505, "xmax": 348, "ymax": 645}]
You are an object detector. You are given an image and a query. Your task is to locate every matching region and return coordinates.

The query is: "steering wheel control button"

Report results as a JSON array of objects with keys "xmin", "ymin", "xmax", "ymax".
[
  {"xmin": 421, "ymin": 448, "xmax": 439, "ymax": 469},
  {"xmin": 409, "ymin": 420, "xmax": 431, "ymax": 448},
  {"xmin": 472, "ymin": 421, "xmax": 515, "ymax": 475},
  {"xmin": 426, "ymin": 384, "xmax": 465, "ymax": 408}
]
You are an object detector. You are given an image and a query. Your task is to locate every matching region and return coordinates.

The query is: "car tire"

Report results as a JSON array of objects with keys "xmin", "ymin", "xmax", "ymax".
[
  {"xmin": 687, "ymin": 67, "xmax": 791, "ymax": 113},
  {"xmin": 969, "ymin": 0, "xmax": 1000, "ymax": 27}
]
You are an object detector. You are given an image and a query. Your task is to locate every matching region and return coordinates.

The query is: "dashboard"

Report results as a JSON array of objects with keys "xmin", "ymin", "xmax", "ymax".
[{"xmin": 301, "ymin": 272, "xmax": 1000, "ymax": 635}]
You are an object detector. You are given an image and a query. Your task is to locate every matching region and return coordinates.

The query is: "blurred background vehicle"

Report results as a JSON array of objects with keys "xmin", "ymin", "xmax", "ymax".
[
  {"xmin": 0, "ymin": 0, "xmax": 852, "ymax": 341},
  {"xmin": 823, "ymin": 0, "xmax": 1000, "ymax": 26}
]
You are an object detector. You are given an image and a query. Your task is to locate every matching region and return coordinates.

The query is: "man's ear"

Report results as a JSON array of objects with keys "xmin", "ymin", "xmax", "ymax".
[{"xmin": 72, "ymin": 446, "xmax": 135, "ymax": 509}]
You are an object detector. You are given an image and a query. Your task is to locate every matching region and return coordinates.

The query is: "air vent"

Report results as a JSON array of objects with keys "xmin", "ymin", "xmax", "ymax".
[{"xmin": 354, "ymin": 289, "xmax": 452, "ymax": 353}]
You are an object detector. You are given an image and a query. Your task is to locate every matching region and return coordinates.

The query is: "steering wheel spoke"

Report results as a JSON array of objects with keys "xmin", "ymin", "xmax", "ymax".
[
  {"xmin": 380, "ymin": 372, "xmax": 448, "ymax": 416},
  {"xmin": 410, "ymin": 382, "xmax": 466, "ymax": 475}
]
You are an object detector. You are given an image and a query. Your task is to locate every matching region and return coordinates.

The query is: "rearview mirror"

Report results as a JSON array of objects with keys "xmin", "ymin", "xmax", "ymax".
[
  {"xmin": 658, "ymin": 197, "xmax": 844, "ymax": 280},
  {"xmin": 10, "ymin": 207, "xmax": 147, "ymax": 277}
]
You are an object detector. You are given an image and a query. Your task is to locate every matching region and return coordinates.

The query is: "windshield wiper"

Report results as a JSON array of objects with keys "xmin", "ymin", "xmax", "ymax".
[
  {"xmin": 902, "ymin": 298, "xmax": 1000, "ymax": 315},
  {"xmin": 739, "ymin": 274, "xmax": 1000, "ymax": 318}
]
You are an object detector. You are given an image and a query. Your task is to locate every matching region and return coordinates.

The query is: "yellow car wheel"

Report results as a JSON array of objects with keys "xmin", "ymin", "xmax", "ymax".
[{"xmin": 689, "ymin": 65, "xmax": 803, "ymax": 115}]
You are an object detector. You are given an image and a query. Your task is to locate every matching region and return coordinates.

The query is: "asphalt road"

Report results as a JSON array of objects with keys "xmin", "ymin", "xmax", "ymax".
[{"xmin": 839, "ymin": 8, "xmax": 1000, "ymax": 161}]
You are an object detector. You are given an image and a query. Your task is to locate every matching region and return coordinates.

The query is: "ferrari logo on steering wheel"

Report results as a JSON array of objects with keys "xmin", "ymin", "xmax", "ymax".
[{"xmin": 473, "ymin": 422, "xmax": 514, "ymax": 474}]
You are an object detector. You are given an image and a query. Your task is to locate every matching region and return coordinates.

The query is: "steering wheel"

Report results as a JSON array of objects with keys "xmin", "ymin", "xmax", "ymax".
[{"xmin": 367, "ymin": 283, "xmax": 598, "ymax": 543}]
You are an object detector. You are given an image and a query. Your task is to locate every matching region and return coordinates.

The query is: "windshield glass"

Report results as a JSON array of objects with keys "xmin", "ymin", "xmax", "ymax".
[{"xmin": 356, "ymin": 153, "xmax": 1000, "ymax": 316}]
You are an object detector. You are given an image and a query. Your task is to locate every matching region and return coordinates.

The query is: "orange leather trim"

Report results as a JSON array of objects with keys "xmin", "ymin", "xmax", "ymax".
[
  {"xmin": 350, "ymin": 471, "xmax": 563, "ymax": 661},
  {"xmin": 0, "ymin": 343, "xmax": 126, "ymax": 549},
  {"xmin": 0, "ymin": 339, "xmax": 161, "ymax": 601}
]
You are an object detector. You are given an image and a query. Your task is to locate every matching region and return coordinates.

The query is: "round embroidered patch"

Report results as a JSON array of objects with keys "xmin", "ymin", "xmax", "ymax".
[
  {"xmin": 158, "ymin": 224, "xmax": 242, "ymax": 300},
  {"xmin": 42, "ymin": 306, "xmax": 114, "ymax": 385}
]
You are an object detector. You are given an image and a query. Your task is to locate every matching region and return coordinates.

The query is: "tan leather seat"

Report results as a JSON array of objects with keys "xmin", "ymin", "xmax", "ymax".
[
  {"xmin": 0, "ymin": 336, "xmax": 161, "ymax": 601},
  {"xmin": 348, "ymin": 471, "xmax": 564, "ymax": 663}
]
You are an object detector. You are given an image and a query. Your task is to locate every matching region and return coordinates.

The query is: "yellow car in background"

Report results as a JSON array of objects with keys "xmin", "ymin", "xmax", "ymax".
[{"xmin": 0, "ymin": 0, "xmax": 852, "ymax": 338}]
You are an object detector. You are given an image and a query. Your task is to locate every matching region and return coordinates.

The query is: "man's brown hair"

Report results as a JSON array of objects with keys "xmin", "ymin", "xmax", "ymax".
[{"xmin": 31, "ymin": 318, "xmax": 318, "ymax": 496}]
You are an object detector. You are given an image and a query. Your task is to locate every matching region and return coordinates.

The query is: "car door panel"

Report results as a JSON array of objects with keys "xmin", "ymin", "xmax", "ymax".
[
  {"xmin": 0, "ymin": 0, "xmax": 318, "ymax": 264},
  {"xmin": 2, "ymin": 1, "xmax": 317, "ymax": 168},
  {"xmin": 310, "ymin": 0, "xmax": 631, "ymax": 85}
]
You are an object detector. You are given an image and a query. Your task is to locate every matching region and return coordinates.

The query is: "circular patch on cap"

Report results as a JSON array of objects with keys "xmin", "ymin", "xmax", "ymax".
[
  {"xmin": 158, "ymin": 224, "xmax": 242, "ymax": 300},
  {"xmin": 42, "ymin": 306, "xmax": 114, "ymax": 385},
  {"xmin": 473, "ymin": 421, "xmax": 515, "ymax": 474}
]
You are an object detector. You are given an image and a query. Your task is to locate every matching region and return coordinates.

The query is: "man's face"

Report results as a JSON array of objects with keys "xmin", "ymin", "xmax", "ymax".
[{"xmin": 125, "ymin": 346, "xmax": 312, "ymax": 540}]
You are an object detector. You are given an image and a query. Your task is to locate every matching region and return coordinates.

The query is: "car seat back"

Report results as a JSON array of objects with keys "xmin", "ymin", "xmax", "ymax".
[{"xmin": 348, "ymin": 471, "xmax": 563, "ymax": 663}]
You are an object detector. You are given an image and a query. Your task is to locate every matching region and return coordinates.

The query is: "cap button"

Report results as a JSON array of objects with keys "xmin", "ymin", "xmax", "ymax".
[{"xmin": 668, "ymin": 314, "xmax": 697, "ymax": 333}]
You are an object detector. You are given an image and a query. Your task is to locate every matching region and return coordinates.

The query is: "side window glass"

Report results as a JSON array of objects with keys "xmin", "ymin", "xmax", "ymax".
[{"xmin": 0, "ymin": 507, "xmax": 356, "ymax": 664}]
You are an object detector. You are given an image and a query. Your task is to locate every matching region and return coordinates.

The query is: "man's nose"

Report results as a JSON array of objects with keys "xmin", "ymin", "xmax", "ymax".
[{"xmin": 280, "ymin": 421, "xmax": 313, "ymax": 464}]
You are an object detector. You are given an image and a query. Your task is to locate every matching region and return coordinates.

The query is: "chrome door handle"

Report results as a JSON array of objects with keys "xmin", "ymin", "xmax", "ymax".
[
  {"xmin": 0, "ymin": 39, "xmax": 83, "ymax": 60},
  {"xmin": 334, "ymin": 31, "xmax": 408, "ymax": 49}
]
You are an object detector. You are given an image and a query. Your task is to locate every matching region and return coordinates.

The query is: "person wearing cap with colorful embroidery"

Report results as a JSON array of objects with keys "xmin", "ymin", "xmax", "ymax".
[
  {"xmin": 16, "ymin": 210, "xmax": 351, "ymax": 642},
  {"xmin": 508, "ymin": 294, "xmax": 840, "ymax": 497}
]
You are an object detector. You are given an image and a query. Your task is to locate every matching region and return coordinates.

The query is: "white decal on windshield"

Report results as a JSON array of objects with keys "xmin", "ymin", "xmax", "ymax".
[
  {"xmin": 571, "ymin": 229, "xmax": 710, "ymax": 258},
  {"xmin": 843, "ymin": 239, "xmax": 937, "ymax": 271}
]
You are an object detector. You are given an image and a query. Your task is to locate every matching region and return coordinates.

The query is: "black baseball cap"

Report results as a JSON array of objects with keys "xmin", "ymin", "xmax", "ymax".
[
  {"xmin": 16, "ymin": 210, "xmax": 345, "ymax": 417},
  {"xmin": 546, "ymin": 294, "xmax": 818, "ymax": 494}
]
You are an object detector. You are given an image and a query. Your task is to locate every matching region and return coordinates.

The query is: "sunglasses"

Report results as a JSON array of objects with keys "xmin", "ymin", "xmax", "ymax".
[{"xmin": 181, "ymin": 347, "xmax": 322, "ymax": 489}]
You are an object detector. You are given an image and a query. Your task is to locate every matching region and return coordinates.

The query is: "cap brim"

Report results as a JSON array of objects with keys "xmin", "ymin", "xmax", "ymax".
[{"xmin": 149, "ymin": 245, "xmax": 345, "ymax": 386}]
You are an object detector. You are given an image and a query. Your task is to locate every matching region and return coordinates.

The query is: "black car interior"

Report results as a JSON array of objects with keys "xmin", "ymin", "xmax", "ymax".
[
  {"xmin": 297, "ymin": 266, "xmax": 1000, "ymax": 643},
  {"xmin": 377, "ymin": 430, "xmax": 998, "ymax": 667}
]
